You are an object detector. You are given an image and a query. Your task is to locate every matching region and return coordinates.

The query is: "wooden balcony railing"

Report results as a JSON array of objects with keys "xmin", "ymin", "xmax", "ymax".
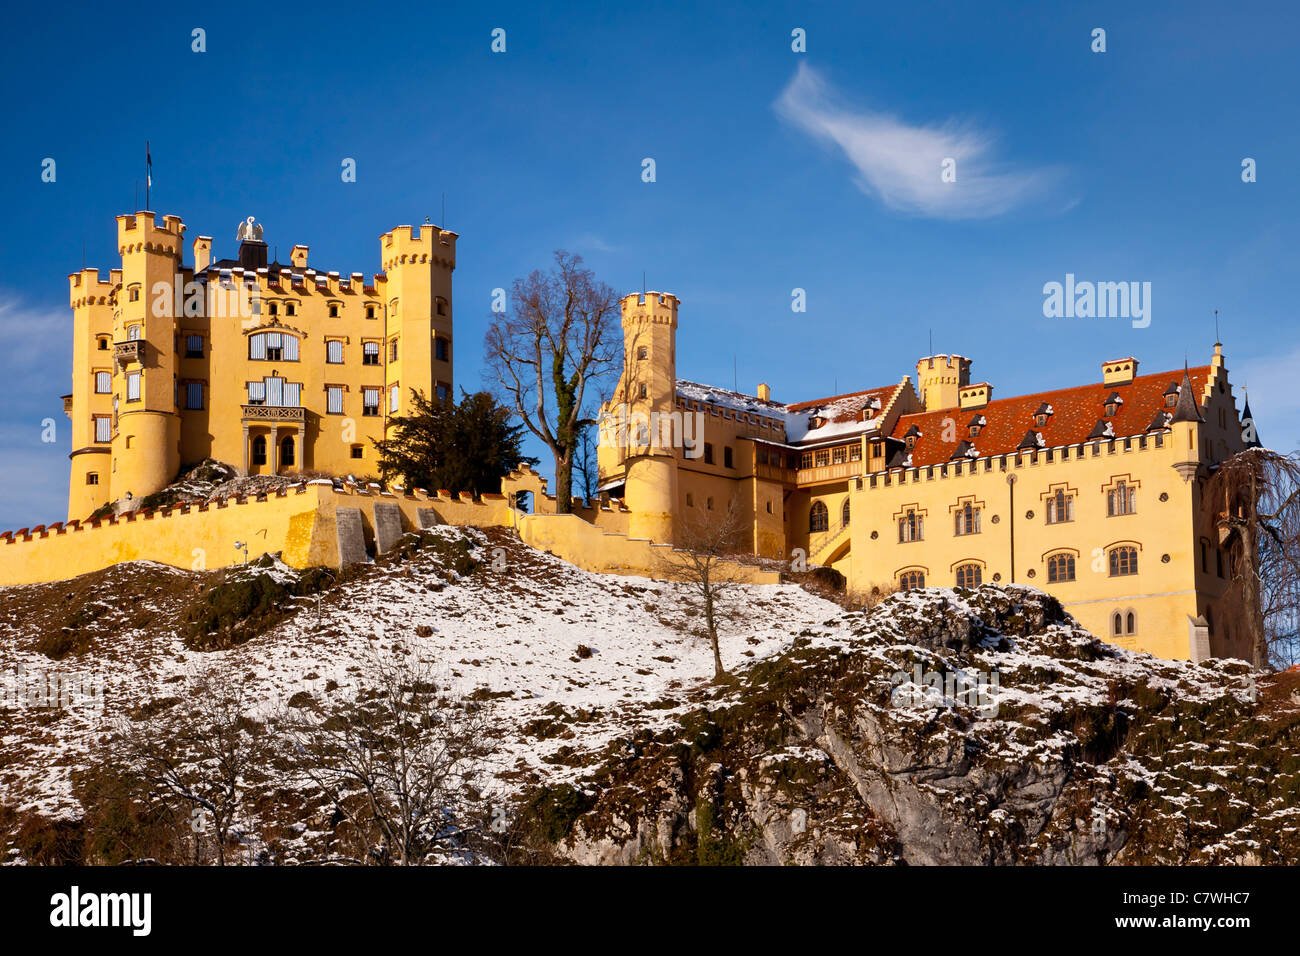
[{"xmin": 241, "ymin": 404, "xmax": 306, "ymax": 423}]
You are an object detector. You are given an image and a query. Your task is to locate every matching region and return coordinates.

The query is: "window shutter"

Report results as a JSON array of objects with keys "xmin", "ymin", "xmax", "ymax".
[
  {"xmin": 267, "ymin": 377, "xmax": 284, "ymax": 407},
  {"xmin": 328, "ymin": 387, "xmax": 343, "ymax": 414},
  {"xmin": 283, "ymin": 382, "xmax": 301, "ymax": 406},
  {"xmin": 283, "ymin": 335, "xmax": 299, "ymax": 360},
  {"xmin": 267, "ymin": 332, "xmax": 282, "ymax": 349},
  {"xmin": 127, "ymin": 373, "xmax": 141, "ymax": 401},
  {"xmin": 247, "ymin": 380, "xmax": 266, "ymax": 403},
  {"xmin": 187, "ymin": 383, "xmax": 203, "ymax": 409},
  {"xmin": 250, "ymin": 334, "xmax": 267, "ymax": 360},
  {"xmin": 94, "ymin": 417, "xmax": 111, "ymax": 442},
  {"xmin": 327, "ymin": 340, "xmax": 343, "ymax": 363}
]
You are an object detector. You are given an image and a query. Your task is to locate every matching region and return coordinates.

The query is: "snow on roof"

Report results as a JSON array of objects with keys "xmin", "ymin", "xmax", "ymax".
[{"xmin": 677, "ymin": 380, "xmax": 903, "ymax": 446}]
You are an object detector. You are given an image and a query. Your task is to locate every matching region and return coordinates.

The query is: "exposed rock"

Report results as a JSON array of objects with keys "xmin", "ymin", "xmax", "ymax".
[{"xmin": 519, "ymin": 584, "xmax": 1299, "ymax": 865}]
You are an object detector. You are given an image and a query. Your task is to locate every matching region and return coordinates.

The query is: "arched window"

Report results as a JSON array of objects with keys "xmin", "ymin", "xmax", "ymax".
[
  {"xmin": 899, "ymin": 570, "xmax": 925, "ymax": 591},
  {"xmin": 809, "ymin": 501, "xmax": 828, "ymax": 533},
  {"xmin": 1047, "ymin": 552, "xmax": 1076, "ymax": 583},
  {"xmin": 954, "ymin": 502, "xmax": 980, "ymax": 536},
  {"xmin": 280, "ymin": 435, "xmax": 295, "ymax": 467},
  {"xmin": 1111, "ymin": 610, "xmax": 1137, "ymax": 637},
  {"xmin": 841, "ymin": 498, "xmax": 851, "ymax": 527},
  {"xmin": 898, "ymin": 509, "xmax": 923, "ymax": 543},
  {"xmin": 1046, "ymin": 489, "xmax": 1074, "ymax": 524},
  {"xmin": 1108, "ymin": 546, "xmax": 1138, "ymax": 576},
  {"xmin": 252, "ymin": 435, "xmax": 267, "ymax": 466},
  {"xmin": 955, "ymin": 563, "xmax": 982, "ymax": 589}
]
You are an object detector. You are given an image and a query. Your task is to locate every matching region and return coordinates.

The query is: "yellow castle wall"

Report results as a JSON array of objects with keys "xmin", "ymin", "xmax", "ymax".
[{"xmin": 63, "ymin": 214, "xmax": 457, "ymax": 522}]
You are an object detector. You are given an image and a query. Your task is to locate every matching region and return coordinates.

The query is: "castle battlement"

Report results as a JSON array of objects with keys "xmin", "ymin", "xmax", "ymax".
[
  {"xmin": 67, "ymin": 268, "xmax": 117, "ymax": 306},
  {"xmin": 621, "ymin": 291, "xmax": 679, "ymax": 326},
  {"xmin": 116, "ymin": 212, "xmax": 185, "ymax": 255},
  {"xmin": 380, "ymin": 224, "xmax": 458, "ymax": 271},
  {"xmin": 860, "ymin": 430, "xmax": 1172, "ymax": 494}
]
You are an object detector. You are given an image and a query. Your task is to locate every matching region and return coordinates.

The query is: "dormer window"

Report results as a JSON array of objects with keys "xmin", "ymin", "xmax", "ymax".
[
  {"xmin": 1035, "ymin": 414, "xmax": 1048, "ymax": 427},
  {"xmin": 906, "ymin": 435, "xmax": 917, "ymax": 451},
  {"xmin": 1103, "ymin": 391, "xmax": 1123, "ymax": 417},
  {"xmin": 809, "ymin": 415, "xmax": 826, "ymax": 429},
  {"xmin": 969, "ymin": 425, "xmax": 980, "ymax": 437}
]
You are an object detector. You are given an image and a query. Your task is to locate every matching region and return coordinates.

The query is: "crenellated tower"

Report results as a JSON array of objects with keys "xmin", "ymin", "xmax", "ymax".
[
  {"xmin": 110, "ymin": 212, "xmax": 185, "ymax": 503},
  {"xmin": 65, "ymin": 268, "xmax": 119, "ymax": 520},
  {"xmin": 377, "ymin": 224, "xmax": 457, "ymax": 426},
  {"xmin": 613, "ymin": 291, "xmax": 679, "ymax": 543},
  {"xmin": 915, "ymin": 354, "xmax": 972, "ymax": 411}
]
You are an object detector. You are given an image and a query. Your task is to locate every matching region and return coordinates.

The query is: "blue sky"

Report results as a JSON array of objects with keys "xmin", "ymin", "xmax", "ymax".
[{"xmin": 1, "ymin": 0, "xmax": 1297, "ymax": 528}]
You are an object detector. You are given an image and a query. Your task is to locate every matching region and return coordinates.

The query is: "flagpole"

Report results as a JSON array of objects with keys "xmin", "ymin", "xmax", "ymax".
[{"xmin": 145, "ymin": 141, "xmax": 151, "ymax": 210}]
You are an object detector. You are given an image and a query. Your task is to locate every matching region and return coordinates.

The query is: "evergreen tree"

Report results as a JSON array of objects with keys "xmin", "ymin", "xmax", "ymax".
[{"xmin": 373, "ymin": 389, "xmax": 535, "ymax": 497}]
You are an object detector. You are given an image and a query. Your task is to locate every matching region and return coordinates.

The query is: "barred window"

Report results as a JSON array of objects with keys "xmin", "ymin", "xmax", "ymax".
[
  {"xmin": 185, "ymin": 335, "xmax": 203, "ymax": 358},
  {"xmin": 186, "ymin": 382, "xmax": 204, "ymax": 410}
]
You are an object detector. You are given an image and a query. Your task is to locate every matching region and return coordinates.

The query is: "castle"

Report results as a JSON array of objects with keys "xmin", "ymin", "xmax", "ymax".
[
  {"xmin": 20, "ymin": 214, "xmax": 1253, "ymax": 663},
  {"xmin": 63, "ymin": 212, "xmax": 456, "ymax": 520},
  {"xmin": 599, "ymin": 291, "xmax": 1257, "ymax": 662}
]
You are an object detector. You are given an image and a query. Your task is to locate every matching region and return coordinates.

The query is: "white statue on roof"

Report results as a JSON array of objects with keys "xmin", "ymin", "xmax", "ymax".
[{"xmin": 236, "ymin": 216, "xmax": 264, "ymax": 241}]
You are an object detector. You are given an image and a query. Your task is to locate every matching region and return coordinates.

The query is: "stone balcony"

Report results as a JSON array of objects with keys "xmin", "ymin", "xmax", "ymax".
[{"xmin": 113, "ymin": 339, "xmax": 145, "ymax": 368}]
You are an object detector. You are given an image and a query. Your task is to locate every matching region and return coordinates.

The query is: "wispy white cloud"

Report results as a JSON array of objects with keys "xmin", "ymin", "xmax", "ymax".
[{"xmin": 774, "ymin": 63, "xmax": 1065, "ymax": 220}]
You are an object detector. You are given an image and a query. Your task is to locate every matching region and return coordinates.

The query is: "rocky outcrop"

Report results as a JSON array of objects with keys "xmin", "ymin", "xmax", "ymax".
[{"xmin": 519, "ymin": 585, "xmax": 1299, "ymax": 865}]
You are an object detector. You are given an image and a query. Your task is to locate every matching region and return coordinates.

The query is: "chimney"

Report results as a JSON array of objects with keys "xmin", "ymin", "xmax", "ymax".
[
  {"xmin": 291, "ymin": 244, "xmax": 309, "ymax": 269},
  {"xmin": 757, "ymin": 382, "xmax": 771, "ymax": 402},
  {"xmin": 238, "ymin": 238, "xmax": 268, "ymax": 271},
  {"xmin": 1102, "ymin": 357, "xmax": 1138, "ymax": 386},
  {"xmin": 192, "ymin": 236, "xmax": 212, "ymax": 273}
]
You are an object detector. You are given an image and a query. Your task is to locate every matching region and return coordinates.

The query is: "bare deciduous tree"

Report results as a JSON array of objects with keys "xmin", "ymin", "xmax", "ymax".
[
  {"xmin": 657, "ymin": 502, "xmax": 748, "ymax": 681},
  {"xmin": 281, "ymin": 642, "xmax": 492, "ymax": 865},
  {"xmin": 574, "ymin": 423, "xmax": 599, "ymax": 506},
  {"xmin": 113, "ymin": 667, "xmax": 273, "ymax": 865},
  {"xmin": 1209, "ymin": 447, "xmax": 1300, "ymax": 668},
  {"xmin": 484, "ymin": 251, "xmax": 620, "ymax": 514}
]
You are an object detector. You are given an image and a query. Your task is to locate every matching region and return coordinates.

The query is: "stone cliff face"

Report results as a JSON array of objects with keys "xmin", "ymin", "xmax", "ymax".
[{"xmin": 521, "ymin": 586, "xmax": 1300, "ymax": 865}]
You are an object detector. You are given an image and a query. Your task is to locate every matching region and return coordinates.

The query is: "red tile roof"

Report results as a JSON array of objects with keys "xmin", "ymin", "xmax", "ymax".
[{"xmin": 887, "ymin": 366, "xmax": 1211, "ymax": 467}]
